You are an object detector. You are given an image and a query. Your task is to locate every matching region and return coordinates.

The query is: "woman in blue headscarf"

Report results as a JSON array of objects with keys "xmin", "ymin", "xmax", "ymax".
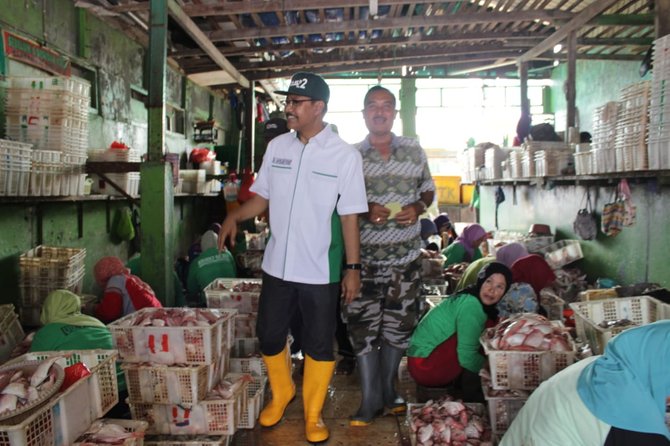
[{"xmin": 501, "ymin": 320, "xmax": 670, "ymax": 445}]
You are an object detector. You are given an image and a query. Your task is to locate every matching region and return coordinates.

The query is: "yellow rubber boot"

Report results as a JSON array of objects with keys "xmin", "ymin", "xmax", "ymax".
[
  {"xmin": 259, "ymin": 345, "xmax": 295, "ymax": 427},
  {"xmin": 302, "ymin": 355, "xmax": 336, "ymax": 443}
]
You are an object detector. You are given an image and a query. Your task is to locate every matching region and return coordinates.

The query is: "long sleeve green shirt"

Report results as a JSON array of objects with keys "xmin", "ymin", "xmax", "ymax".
[{"xmin": 407, "ymin": 293, "xmax": 487, "ymax": 373}]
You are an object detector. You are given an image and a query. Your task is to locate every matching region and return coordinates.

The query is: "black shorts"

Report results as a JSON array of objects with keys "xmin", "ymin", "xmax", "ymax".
[{"xmin": 256, "ymin": 272, "xmax": 340, "ymax": 360}]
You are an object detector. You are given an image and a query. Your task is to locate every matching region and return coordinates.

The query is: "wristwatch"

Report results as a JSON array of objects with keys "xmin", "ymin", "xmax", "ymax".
[{"xmin": 343, "ymin": 263, "xmax": 363, "ymax": 270}]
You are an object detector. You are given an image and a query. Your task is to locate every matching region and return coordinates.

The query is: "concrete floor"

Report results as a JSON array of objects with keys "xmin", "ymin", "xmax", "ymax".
[{"xmin": 230, "ymin": 357, "xmax": 418, "ymax": 446}]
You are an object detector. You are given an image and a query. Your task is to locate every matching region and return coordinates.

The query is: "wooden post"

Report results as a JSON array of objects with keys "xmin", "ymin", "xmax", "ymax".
[{"xmin": 566, "ymin": 31, "xmax": 577, "ymax": 136}]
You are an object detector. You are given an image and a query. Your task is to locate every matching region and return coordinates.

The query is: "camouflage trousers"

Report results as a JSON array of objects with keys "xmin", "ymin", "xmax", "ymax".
[{"xmin": 342, "ymin": 256, "xmax": 424, "ymax": 355}]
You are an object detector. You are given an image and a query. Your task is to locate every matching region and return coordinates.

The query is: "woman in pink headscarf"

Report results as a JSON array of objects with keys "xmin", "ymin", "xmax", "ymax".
[
  {"xmin": 94, "ymin": 256, "xmax": 162, "ymax": 323},
  {"xmin": 441, "ymin": 223, "xmax": 488, "ymax": 268}
]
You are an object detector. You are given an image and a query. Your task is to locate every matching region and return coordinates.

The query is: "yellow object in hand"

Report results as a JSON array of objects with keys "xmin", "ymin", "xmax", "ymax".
[{"xmin": 386, "ymin": 202, "xmax": 403, "ymax": 219}]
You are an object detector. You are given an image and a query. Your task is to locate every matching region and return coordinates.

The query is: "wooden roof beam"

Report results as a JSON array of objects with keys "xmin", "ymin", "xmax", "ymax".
[
  {"xmin": 167, "ymin": 0, "xmax": 249, "ymax": 87},
  {"xmin": 207, "ymin": 9, "xmax": 573, "ymax": 41},
  {"xmin": 519, "ymin": 0, "xmax": 623, "ymax": 62}
]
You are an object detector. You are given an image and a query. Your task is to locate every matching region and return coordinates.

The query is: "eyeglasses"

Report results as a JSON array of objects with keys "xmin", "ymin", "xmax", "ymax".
[{"xmin": 281, "ymin": 99, "xmax": 315, "ymax": 107}]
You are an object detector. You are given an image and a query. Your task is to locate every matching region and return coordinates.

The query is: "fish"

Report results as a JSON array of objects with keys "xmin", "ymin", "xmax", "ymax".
[
  {"xmin": 487, "ymin": 313, "xmax": 572, "ymax": 352},
  {"xmin": 0, "ymin": 394, "xmax": 18, "ymax": 414},
  {"xmin": 410, "ymin": 397, "xmax": 492, "ymax": 445},
  {"xmin": 1, "ymin": 382, "xmax": 28, "ymax": 399},
  {"xmin": 597, "ymin": 318, "xmax": 636, "ymax": 329},
  {"xmin": 30, "ymin": 356, "xmax": 61, "ymax": 387},
  {"xmin": 76, "ymin": 419, "xmax": 141, "ymax": 444}
]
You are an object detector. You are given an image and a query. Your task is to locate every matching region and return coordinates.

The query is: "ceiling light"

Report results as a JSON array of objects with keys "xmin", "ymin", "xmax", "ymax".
[
  {"xmin": 553, "ymin": 60, "xmax": 560, "ymax": 67},
  {"xmin": 553, "ymin": 44, "xmax": 562, "ymax": 53}
]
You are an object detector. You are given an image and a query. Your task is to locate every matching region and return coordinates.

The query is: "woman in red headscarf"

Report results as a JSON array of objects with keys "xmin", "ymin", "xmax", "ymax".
[
  {"xmin": 94, "ymin": 256, "xmax": 162, "ymax": 323},
  {"xmin": 497, "ymin": 254, "xmax": 556, "ymax": 318}
]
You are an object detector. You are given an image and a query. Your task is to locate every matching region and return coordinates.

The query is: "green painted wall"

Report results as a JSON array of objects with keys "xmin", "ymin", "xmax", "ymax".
[
  {"xmin": 479, "ymin": 182, "xmax": 670, "ymax": 287},
  {"xmin": 0, "ymin": 0, "xmax": 233, "ymax": 306},
  {"xmin": 549, "ymin": 60, "xmax": 648, "ymax": 133},
  {"xmin": 478, "ymin": 60, "xmax": 667, "ymax": 288}
]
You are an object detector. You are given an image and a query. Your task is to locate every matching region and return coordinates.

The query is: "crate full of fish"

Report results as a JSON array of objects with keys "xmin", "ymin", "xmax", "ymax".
[
  {"xmin": 73, "ymin": 418, "xmax": 148, "ymax": 445},
  {"xmin": 480, "ymin": 314, "xmax": 577, "ymax": 390},
  {"xmin": 129, "ymin": 373, "xmax": 250, "ymax": 436},
  {"xmin": 108, "ymin": 308, "xmax": 237, "ymax": 365},
  {"xmin": 408, "ymin": 400, "xmax": 492, "ymax": 445},
  {"xmin": 0, "ymin": 305, "xmax": 24, "ymax": 364},
  {"xmin": 0, "ymin": 350, "xmax": 118, "ymax": 446},
  {"xmin": 237, "ymin": 375, "xmax": 267, "ymax": 429},
  {"xmin": 569, "ymin": 295, "xmax": 670, "ymax": 355},
  {"xmin": 144, "ymin": 434, "xmax": 230, "ymax": 446},
  {"xmin": 482, "ymin": 380, "xmax": 529, "ymax": 437},
  {"xmin": 12, "ymin": 349, "xmax": 119, "ymax": 417},
  {"xmin": 122, "ymin": 363, "xmax": 211, "ymax": 406},
  {"xmin": 204, "ymin": 279, "xmax": 262, "ymax": 314}
]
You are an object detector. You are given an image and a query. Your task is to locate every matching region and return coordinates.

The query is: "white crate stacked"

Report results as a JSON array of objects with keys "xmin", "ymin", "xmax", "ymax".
[
  {"xmin": 591, "ymin": 102, "xmax": 619, "ymax": 173},
  {"xmin": 533, "ymin": 149, "xmax": 573, "ymax": 177},
  {"xmin": 88, "ymin": 148, "xmax": 141, "ymax": 196},
  {"xmin": 4, "ymin": 76, "xmax": 90, "ymax": 196},
  {"xmin": 569, "ymin": 296, "xmax": 670, "ymax": 354},
  {"xmin": 648, "ymin": 34, "xmax": 670, "ymax": 169},
  {"xmin": 0, "ymin": 304, "xmax": 25, "ymax": 364},
  {"xmin": 480, "ymin": 322, "xmax": 577, "ymax": 439},
  {"xmin": 0, "ymin": 349, "xmax": 119, "ymax": 446},
  {"xmin": 203, "ymin": 278, "xmax": 268, "ymax": 430},
  {"xmin": 108, "ymin": 308, "xmax": 251, "ymax": 438},
  {"xmin": 520, "ymin": 141, "xmax": 569, "ymax": 178},
  {"xmin": 0, "ymin": 139, "xmax": 32, "ymax": 196},
  {"xmin": 18, "ymin": 245, "xmax": 86, "ymax": 326},
  {"xmin": 615, "ymin": 81, "xmax": 650, "ymax": 171}
]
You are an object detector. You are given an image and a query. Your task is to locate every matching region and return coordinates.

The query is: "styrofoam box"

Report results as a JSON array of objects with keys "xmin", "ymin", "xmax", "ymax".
[
  {"xmin": 129, "ymin": 373, "xmax": 248, "ymax": 436},
  {"xmin": 123, "ymin": 363, "xmax": 211, "ymax": 406},
  {"xmin": 480, "ymin": 324, "xmax": 577, "ymax": 390},
  {"xmin": 108, "ymin": 308, "xmax": 237, "ymax": 365},
  {"xmin": 204, "ymin": 279, "xmax": 262, "ymax": 314},
  {"xmin": 483, "ymin": 382, "xmax": 529, "ymax": 436},
  {"xmin": 237, "ymin": 376, "xmax": 267, "ymax": 429},
  {"xmin": 569, "ymin": 296, "xmax": 670, "ymax": 354},
  {"xmin": 73, "ymin": 419, "xmax": 148, "ymax": 446},
  {"xmin": 144, "ymin": 434, "xmax": 230, "ymax": 446},
  {"xmin": 0, "ymin": 350, "xmax": 119, "ymax": 446},
  {"xmin": 408, "ymin": 402, "xmax": 490, "ymax": 446},
  {"xmin": 0, "ymin": 305, "xmax": 24, "ymax": 363}
]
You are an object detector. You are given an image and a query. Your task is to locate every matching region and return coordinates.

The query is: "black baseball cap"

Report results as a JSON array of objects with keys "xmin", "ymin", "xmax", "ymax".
[{"xmin": 275, "ymin": 72, "xmax": 330, "ymax": 104}]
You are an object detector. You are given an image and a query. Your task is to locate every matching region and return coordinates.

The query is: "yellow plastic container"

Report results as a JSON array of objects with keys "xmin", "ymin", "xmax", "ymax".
[
  {"xmin": 461, "ymin": 184, "xmax": 475, "ymax": 204},
  {"xmin": 433, "ymin": 176, "xmax": 460, "ymax": 204}
]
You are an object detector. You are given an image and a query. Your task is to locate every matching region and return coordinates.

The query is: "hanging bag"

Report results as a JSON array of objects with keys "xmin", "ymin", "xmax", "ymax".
[
  {"xmin": 601, "ymin": 187, "xmax": 624, "ymax": 237},
  {"xmin": 619, "ymin": 179, "xmax": 637, "ymax": 227},
  {"xmin": 573, "ymin": 188, "xmax": 598, "ymax": 240}
]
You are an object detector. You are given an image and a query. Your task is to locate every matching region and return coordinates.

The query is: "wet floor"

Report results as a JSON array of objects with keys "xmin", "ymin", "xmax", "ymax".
[{"xmin": 230, "ymin": 357, "xmax": 419, "ymax": 446}]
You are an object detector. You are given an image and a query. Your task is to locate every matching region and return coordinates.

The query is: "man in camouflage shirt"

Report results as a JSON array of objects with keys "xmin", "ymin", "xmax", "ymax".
[{"xmin": 343, "ymin": 85, "xmax": 435, "ymax": 426}]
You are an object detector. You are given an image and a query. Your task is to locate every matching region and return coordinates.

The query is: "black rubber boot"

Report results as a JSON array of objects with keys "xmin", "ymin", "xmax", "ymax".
[
  {"xmin": 380, "ymin": 343, "xmax": 406, "ymax": 414},
  {"xmin": 460, "ymin": 368, "xmax": 485, "ymax": 403},
  {"xmin": 349, "ymin": 348, "xmax": 384, "ymax": 426}
]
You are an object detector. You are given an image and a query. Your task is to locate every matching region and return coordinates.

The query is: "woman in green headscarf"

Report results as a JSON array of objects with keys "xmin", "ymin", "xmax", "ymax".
[{"xmin": 30, "ymin": 290, "xmax": 113, "ymax": 352}]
